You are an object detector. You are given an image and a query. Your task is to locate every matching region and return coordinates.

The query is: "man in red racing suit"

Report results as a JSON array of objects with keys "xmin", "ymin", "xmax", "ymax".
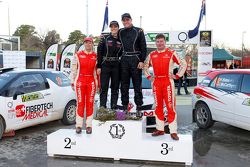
[
  {"xmin": 144, "ymin": 34, "xmax": 187, "ymax": 140},
  {"xmin": 71, "ymin": 37, "xmax": 99, "ymax": 134}
]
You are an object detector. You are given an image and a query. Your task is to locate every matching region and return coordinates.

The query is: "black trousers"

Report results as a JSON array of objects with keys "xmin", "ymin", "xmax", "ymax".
[
  {"xmin": 120, "ymin": 56, "xmax": 143, "ymax": 107},
  {"xmin": 100, "ymin": 61, "xmax": 120, "ymax": 109},
  {"xmin": 177, "ymin": 76, "xmax": 189, "ymax": 94}
]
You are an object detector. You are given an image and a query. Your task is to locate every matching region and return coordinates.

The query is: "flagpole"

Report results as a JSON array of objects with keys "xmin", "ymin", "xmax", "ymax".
[
  {"xmin": 204, "ymin": 0, "xmax": 207, "ymax": 30},
  {"xmin": 86, "ymin": 0, "xmax": 89, "ymax": 36}
]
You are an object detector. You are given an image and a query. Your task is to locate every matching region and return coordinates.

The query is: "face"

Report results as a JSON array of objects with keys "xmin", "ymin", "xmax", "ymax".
[
  {"xmin": 156, "ymin": 38, "xmax": 166, "ymax": 51},
  {"xmin": 84, "ymin": 41, "xmax": 93, "ymax": 51},
  {"xmin": 122, "ymin": 18, "xmax": 132, "ymax": 28},
  {"xmin": 110, "ymin": 25, "xmax": 119, "ymax": 35}
]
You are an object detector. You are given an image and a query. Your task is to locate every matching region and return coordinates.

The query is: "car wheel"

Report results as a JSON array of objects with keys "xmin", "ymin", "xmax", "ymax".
[
  {"xmin": 0, "ymin": 117, "xmax": 4, "ymax": 139},
  {"xmin": 195, "ymin": 103, "xmax": 214, "ymax": 129},
  {"xmin": 62, "ymin": 101, "xmax": 76, "ymax": 125}
]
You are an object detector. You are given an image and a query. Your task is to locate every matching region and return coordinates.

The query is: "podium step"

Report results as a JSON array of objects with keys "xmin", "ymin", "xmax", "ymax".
[{"xmin": 47, "ymin": 120, "xmax": 193, "ymax": 166}]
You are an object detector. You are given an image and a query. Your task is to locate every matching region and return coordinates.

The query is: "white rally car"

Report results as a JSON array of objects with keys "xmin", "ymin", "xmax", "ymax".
[
  {"xmin": 0, "ymin": 68, "xmax": 76, "ymax": 139},
  {"xmin": 192, "ymin": 69, "xmax": 250, "ymax": 131}
]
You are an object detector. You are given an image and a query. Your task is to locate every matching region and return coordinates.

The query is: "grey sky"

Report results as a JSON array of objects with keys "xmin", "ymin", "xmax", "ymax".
[{"xmin": 0, "ymin": 0, "xmax": 249, "ymax": 49}]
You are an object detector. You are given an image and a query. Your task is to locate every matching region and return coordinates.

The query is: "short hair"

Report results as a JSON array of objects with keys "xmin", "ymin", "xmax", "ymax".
[{"xmin": 155, "ymin": 34, "xmax": 166, "ymax": 41}]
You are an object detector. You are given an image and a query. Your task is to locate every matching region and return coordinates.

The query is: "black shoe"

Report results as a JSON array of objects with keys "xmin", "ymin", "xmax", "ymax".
[
  {"xmin": 111, "ymin": 105, "xmax": 118, "ymax": 110},
  {"xmin": 136, "ymin": 105, "xmax": 143, "ymax": 118},
  {"xmin": 76, "ymin": 127, "xmax": 82, "ymax": 134},
  {"xmin": 123, "ymin": 105, "xmax": 128, "ymax": 112},
  {"xmin": 136, "ymin": 110, "xmax": 143, "ymax": 118},
  {"xmin": 186, "ymin": 92, "xmax": 191, "ymax": 95},
  {"xmin": 177, "ymin": 93, "xmax": 182, "ymax": 95},
  {"xmin": 86, "ymin": 127, "xmax": 92, "ymax": 134}
]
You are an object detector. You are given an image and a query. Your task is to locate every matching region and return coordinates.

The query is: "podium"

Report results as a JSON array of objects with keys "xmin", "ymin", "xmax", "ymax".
[{"xmin": 47, "ymin": 120, "xmax": 193, "ymax": 166}]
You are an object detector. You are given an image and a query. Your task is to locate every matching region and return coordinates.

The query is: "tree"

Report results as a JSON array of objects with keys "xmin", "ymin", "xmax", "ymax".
[
  {"xmin": 43, "ymin": 30, "xmax": 61, "ymax": 49},
  {"xmin": 13, "ymin": 25, "xmax": 43, "ymax": 51},
  {"xmin": 66, "ymin": 30, "xmax": 86, "ymax": 45},
  {"xmin": 13, "ymin": 24, "xmax": 36, "ymax": 42}
]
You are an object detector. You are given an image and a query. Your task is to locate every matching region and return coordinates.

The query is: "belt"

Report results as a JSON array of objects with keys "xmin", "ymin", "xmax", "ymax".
[
  {"xmin": 123, "ymin": 51, "xmax": 141, "ymax": 56},
  {"xmin": 103, "ymin": 57, "xmax": 119, "ymax": 61},
  {"xmin": 154, "ymin": 75, "xmax": 168, "ymax": 78},
  {"xmin": 79, "ymin": 74, "xmax": 93, "ymax": 76}
]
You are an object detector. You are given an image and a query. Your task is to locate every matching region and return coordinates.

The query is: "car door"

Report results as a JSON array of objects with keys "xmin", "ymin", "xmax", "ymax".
[
  {"xmin": 208, "ymin": 73, "xmax": 242, "ymax": 124},
  {"xmin": 234, "ymin": 74, "xmax": 250, "ymax": 129},
  {"xmin": 5, "ymin": 73, "xmax": 52, "ymax": 130}
]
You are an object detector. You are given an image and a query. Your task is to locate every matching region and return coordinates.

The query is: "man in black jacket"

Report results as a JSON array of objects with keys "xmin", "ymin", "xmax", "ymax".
[
  {"xmin": 97, "ymin": 21, "xmax": 122, "ymax": 110},
  {"xmin": 119, "ymin": 13, "xmax": 147, "ymax": 117}
]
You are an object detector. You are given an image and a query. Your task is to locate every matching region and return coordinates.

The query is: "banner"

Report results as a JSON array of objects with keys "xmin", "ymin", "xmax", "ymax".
[
  {"xmin": 197, "ymin": 47, "xmax": 213, "ymax": 83},
  {"xmin": 45, "ymin": 44, "xmax": 58, "ymax": 71},
  {"xmin": 3, "ymin": 51, "xmax": 26, "ymax": 69},
  {"xmin": 145, "ymin": 31, "xmax": 199, "ymax": 45},
  {"xmin": 60, "ymin": 44, "xmax": 76, "ymax": 77}
]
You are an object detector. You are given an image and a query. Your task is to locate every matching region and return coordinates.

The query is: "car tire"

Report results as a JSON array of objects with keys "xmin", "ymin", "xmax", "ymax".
[
  {"xmin": 0, "ymin": 117, "xmax": 4, "ymax": 139},
  {"xmin": 195, "ymin": 102, "xmax": 214, "ymax": 129},
  {"xmin": 62, "ymin": 101, "xmax": 76, "ymax": 125}
]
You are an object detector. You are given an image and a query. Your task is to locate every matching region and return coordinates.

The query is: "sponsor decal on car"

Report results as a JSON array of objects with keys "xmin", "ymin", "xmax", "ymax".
[
  {"xmin": 194, "ymin": 87, "xmax": 224, "ymax": 104},
  {"xmin": 21, "ymin": 93, "xmax": 44, "ymax": 102},
  {"xmin": 7, "ymin": 101, "xmax": 13, "ymax": 108},
  {"xmin": 15, "ymin": 102, "xmax": 53, "ymax": 121},
  {"xmin": 56, "ymin": 76, "xmax": 62, "ymax": 86}
]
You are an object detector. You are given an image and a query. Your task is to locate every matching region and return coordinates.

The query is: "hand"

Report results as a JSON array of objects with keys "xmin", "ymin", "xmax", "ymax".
[
  {"xmin": 137, "ymin": 62, "xmax": 144, "ymax": 69},
  {"xmin": 71, "ymin": 83, "xmax": 75, "ymax": 91},
  {"xmin": 97, "ymin": 68, "xmax": 101, "ymax": 76},
  {"xmin": 172, "ymin": 74, "xmax": 180, "ymax": 80}
]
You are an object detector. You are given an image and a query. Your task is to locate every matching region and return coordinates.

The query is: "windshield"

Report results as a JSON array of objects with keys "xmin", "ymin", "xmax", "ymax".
[{"xmin": 0, "ymin": 72, "xmax": 17, "ymax": 90}]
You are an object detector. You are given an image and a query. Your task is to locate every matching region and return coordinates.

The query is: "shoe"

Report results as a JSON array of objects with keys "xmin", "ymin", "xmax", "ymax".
[
  {"xmin": 136, "ymin": 105, "xmax": 143, "ymax": 118},
  {"xmin": 177, "ymin": 93, "xmax": 182, "ymax": 95},
  {"xmin": 86, "ymin": 127, "xmax": 92, "ymax": 134},
  {"xmin": 152, "ymin": 130, "xmax": 165, "ymax": 136},
  {"xmin": 76, "ymin": 127, "xmax": 82, "ymax": 134},
  {"xmin": 170, "ymin": 133, "xmax": 179, "ymax": 140},
  {"xmin": 123, "ymin": 105, "xmax": 128, "ymax": 113},
  {"xmin": 186, "ymin": 92, "xmax": 191, "ymax": 95}
]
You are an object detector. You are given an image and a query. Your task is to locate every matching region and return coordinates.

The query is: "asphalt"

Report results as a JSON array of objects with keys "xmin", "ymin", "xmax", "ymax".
[{"xmin": 1, "ymin": 87, "xmax": 250, "ymax": 167}]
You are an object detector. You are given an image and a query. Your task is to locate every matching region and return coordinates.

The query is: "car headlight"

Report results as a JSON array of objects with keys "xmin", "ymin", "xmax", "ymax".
[{"xmin": 242, "ymin": 98, "xmax": 250, "ymax": 106}]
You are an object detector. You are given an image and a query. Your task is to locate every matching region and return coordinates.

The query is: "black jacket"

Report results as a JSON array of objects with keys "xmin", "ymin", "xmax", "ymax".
[
  {"xmin": 97, "ymin": 33, "xmax": 122, "ymax": 68},
  {"xmin": 118, "ymin": 26, "xmax": 147, "ymax": 62}
]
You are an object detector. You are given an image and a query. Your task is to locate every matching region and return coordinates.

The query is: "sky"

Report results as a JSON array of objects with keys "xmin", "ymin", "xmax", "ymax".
[{"xmin": 0, "ymin": 0, "xmax": 249, "ymax": 49}]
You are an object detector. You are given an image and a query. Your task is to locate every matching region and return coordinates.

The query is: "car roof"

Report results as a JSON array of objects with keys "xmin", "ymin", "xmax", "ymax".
[
  {"xmin": 1, "ymin": 68, "xmax": 62, "ymax": 75},
  {"xmin": 207, "ymin": 69, "xmax": 250, "ymax": 79}
]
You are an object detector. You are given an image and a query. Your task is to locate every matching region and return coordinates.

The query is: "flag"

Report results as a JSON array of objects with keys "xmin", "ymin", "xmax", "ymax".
[
  {"xmin": 102, "ymin": 0, "xmax": 109, "ymax": 32},
  {"xmin": 188, "ymin": 0, "xmax": 206, "ymax": 39}
]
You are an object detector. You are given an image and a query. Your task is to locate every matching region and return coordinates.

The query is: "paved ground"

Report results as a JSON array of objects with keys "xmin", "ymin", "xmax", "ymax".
[{"xmin": 1, "ymin": 87, "xmax": 250, "ymax": 167}]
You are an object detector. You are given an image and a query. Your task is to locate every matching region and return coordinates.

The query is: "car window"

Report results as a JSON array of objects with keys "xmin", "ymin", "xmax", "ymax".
[
  {"xmin": 0, "ymin": 72, "xmax": 17, "ymax": 90},
  {"xmin": 200, "ymin": 76, "xmax": 212, "ymax": 86},
  {"xmin": 44, "ymin": 72, "xmax": 71, "ymax": 87},
  {"xmin": 241, "ymin": 74, "xmax": 250, "ymax": 94},
  {"xmin": 210, "ymin": 74, "xmax": 241, "ymax": 91},
  {"xmin": 7, "ymin": 74, "xmax": 46, "ymax": 97}
]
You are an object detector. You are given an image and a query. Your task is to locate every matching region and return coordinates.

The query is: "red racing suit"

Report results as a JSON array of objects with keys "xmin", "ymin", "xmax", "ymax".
[
  {"xmin": 71, "ymin": 50, "xmax": 98, "ymax": 128},
  {"xmin": 144, "ymin": 48, "xmax": 187, "ymax": 133}
]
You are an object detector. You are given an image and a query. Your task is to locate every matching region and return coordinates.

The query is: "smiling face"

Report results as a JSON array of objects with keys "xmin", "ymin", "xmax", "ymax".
[
  {"xmin": 122, "ymin": 18, "xmax": 132, "ymax": 28},
  {"xmin": 110, "ymin": 25, "xmax": 119, "ymax": 35},
  {"xmin": 155, "ymin": 37, "xmax": 166, "ymax": 51},
  {"xmin": 84, "ymin": 41, "xmax": 93, "ymax": 52}
]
